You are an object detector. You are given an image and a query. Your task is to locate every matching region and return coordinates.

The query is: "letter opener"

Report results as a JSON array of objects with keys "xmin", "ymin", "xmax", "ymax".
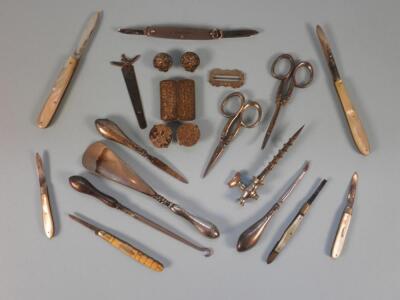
[
  {"xmin": 34, "ymin": 153, "xmax": 55, "ymax": 238},
  {"xmin": 82, "ymin": 142, "xmax": 220, "ymax": 239},
  {"xmin": 267, "ymin": 179, "xmax": 327, "ymax": 264},
  {"xmin": 111, "ymin": 54, "xmax": 147, "ymax": 129},
  {"xmin": 228, "ymin": 125, "xmax": 304, "ymax": 206},
  {"xmin": 95, "ymin": 118, "xmax": 187, "ymax": 183},
  {"xmin": 69, "ymin": 214, "xmax": 164, "ymax": 272},
  {"xmin": 117, "ymin": 26, "xmax": 258, "ymax": 40},
  {"xmin": 331, "ymin": 172, "xmax": 358, "ymax": 259},
  {"xmin": 316, "ymin": 25, "xmax": 370, "ymax": 155},
  {"xmin": 69, "ymin": 176, "xmax": 212, "ymax": 256},
  {"xmin": 37, "ymin": 11, "xmax": 101, "ymax": 128},
  {"xmin": 237, "ymin": 161, "xmax": 310, "ymax": 252}
]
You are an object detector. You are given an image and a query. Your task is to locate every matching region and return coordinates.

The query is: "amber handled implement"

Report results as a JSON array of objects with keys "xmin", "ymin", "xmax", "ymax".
[
  {"xmin": 69, "ymin": 214, "xmax": 164, "ymax": 272},
  {"xmin": 331, "ymin": 172, "xmax": 358, "ymax": 259},
  {"xmin": 316, "ymin": 25, "xmax": 370, "ymax": 155},
  {"xmin": 267, "ymin": 179, "xmax": 327, "ymax": 264},
  {"xmin": 82, "ymin": 142, "xmax": 220, "ymax": 239},
  {"xmin": 69, "ymin": 176, "xmax": 212, "ymax": 256},
  {"xmin": 95, "ymin": 118, "xmax": 187, "ymax": 183},
  {"xmin": 34, "ymin": 153, "xmax": 55, "ymax": 239},
  {"xmin": 117, "ymin": 26, "xmax": 258, "ymax": 40},
  {"xmin": 236, "ymin": 161, "xmax": 309, "ymax": 252},
  {"xmin": 36, "ymin": 11, "xmax": 101, "ymax": 128}
]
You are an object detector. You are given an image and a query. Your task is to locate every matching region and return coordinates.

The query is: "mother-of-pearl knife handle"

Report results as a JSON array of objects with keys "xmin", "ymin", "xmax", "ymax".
[
  {"xmin": 97, "ymin": 231, "xmax": 164, "ymax": 272},
  {"xmin": 40, "ymin": 185, "xmax": 55, "ymax": 239},
  {"xmin": 331, "ymin": 208, "xmax": 352, "ymax": 259},
  {"xmin": 334, "ymin": 80, "xmax": 370, "ymax": 155},
  {"xmin": 37, "ymin": 55, "xmax": 79, "ymax": 128}
]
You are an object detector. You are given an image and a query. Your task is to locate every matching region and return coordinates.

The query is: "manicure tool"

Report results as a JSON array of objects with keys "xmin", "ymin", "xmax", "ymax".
[
  {"xmin": 82, "ymin": 142, "xmax": 220, "ymax": 239},
  {"xmin": 95, "ymin": 118, "xmax": 187, "ymax": 183},
  {"xmin": 316, "ymin": 26, "xmax": 370, "ymax": 155},
  {"xmin": 37, "ymin": 11, "xmax": 101, "ymax": 128},
  {"xmin": 117, "ymin": 26, "xmax": 258, "ymax": 40},
  {"xmin": 35, "ymin": 153, "xmax": 55, "ymax": 238},
  {"xmin": 69, "ymin": 214, "xmax": 164, "ymax": 272},
  {"xmin": 261, "ymin": 54, "xmax": 313, "ymax": 149},
  {"xmin": 69, "ymin": 176, "xmax": 212, "ymax": 256},
  {"xmin": 267, "ymin": 179, "xmax": 327, "ymax": 264},
  {"xmin": 203, "ymin": 92, "xmax": 262, "ymax": 177},
  {"xmin": 208, "ymin": 69, "xmax": 245, "ymax": 88},
  {"xmin": 111, "ymin": 54, "xmax": 147, "ymax": 129},
  {"xmin": 331, "ymin": 172, "xmax": 358, "ymax": 258},
  {"xmin": 228, "ymin": 125, "xmax": 304, "ymax": 206},
  {"xmin": 237, "ymin": 161, "xmax": 309, "ymax": 252}
]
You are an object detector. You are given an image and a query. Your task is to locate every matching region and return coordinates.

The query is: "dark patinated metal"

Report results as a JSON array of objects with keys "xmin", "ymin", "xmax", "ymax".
[
  {"xmin": 117, "ymin": 26, "xmax": 258, "ymax": 40},
  {"xmin": 261, "ymin": 54, "xmax": 313, "ymax": 150},
  {"xmin": 229, "ymin": 125, "xmax": 304, "ymax": 206},
  {"xmin": 111, "ymin": 54, "xmax": 147, "ymax": 129},
  {"xmin": 69, "ymin": 176, "xmax": 212, "ymax": 256},
  {"xmin": 95, "ymin": 118, "xmax": 187, "ymax": 183},
  {"xmin": 82, "ymin": 142, "xmax": 220, "ymax": 239}
]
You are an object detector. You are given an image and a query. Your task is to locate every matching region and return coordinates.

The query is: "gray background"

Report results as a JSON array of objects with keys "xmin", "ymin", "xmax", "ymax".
[{"xmin": 1, "ymin": 0, "xmax": 399, "ymax": 299}]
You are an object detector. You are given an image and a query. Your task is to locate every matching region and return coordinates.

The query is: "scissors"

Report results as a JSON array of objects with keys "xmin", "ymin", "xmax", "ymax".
[
  {"xmin": 261, "ymin": 53, "xmax": 313, "ymax": 150},
  {"xmin": 203, "ymin": 92, "xmax": 262, "ymax": 178}
]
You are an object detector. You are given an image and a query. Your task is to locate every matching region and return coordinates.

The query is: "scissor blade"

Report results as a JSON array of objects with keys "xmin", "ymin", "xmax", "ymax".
[
  {"xmin": 261, "ymin": 103, "xmax": 282, "ymax": 150},
  {"xmin": 75, "ymin": 11, "xmax": 102, "ymax": 58},
  {"xmin": 347, "ymin": 172, "xmax": 358, "ymax": 208},
  {"xmin": 147, "ymin": 155, "xmax": 188, "ymax": 184},
  {"xmin": 316, "ymin": 25, "xmax": 341, "ymax": 81},
  {"xmin": 222, "ymin": 29, "xmax": 259, "ymax": 38},
  {"xmin": 202, "ymin": 142, "xmax": 226, "ymax": 178}
]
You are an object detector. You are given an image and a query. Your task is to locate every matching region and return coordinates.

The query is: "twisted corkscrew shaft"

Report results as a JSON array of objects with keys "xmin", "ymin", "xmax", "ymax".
[
  {"xmin": 228, "ymin": 125, "xmax": 304, "ymax": 206},
  {"xmin": 257, "ymin": 125, "xmax": 304, "ymax": 181}
]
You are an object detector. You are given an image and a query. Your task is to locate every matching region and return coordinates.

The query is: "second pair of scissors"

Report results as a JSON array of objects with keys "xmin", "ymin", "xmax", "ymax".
[
  {"xmin": 261, "ymin": 53, "xmax": 314, "ymax": 150},
  {"xmin": 203, "ymin": 92, "xmax": 262, "ymax": 178}
]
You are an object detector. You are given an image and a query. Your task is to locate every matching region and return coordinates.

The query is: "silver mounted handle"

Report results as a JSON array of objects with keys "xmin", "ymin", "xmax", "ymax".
[
  {"xmin": 236, "ymin": 206, "xmax": 276, "ymax": 251},
  {"xmin": 170, "ymin": 205, "xmax": 220, "ymax": 239}
]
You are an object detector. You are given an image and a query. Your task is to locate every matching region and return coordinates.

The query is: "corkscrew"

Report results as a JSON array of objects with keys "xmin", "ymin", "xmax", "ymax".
[{"xmin": 228, "ymin": 125, "xmax": 304, "ymax": 206}]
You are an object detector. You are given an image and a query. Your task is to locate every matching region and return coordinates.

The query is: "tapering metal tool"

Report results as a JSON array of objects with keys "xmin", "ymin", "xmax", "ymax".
[
  {"xmin": 237, "ymin": 161, "xmax": 309, "ymax": 252},
  {"xmin": 69, "ymin": 176, "xmax": 212, "ymax": 256},
  {"xmin": 82, "ymin": 142, "xmax": 219, "ymax": 239},
  {"xmin": 111, "ymin": 54, "xmax": 147, "ymax": 129},
  {"xmin": 69, "ymin": 214, "xmax": 164, "ymax": 272},
  {"xmin": 95, "ymin": 118, "xmax": 187, "ymax": 183},
  {"xmin": 228, "ymin": 125, "xmax": 304, "ymax": 206}
]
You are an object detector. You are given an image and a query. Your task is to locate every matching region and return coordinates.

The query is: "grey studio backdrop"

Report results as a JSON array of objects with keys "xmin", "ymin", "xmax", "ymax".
[{"xmin": 0, "ymin": 0, "xmax": 399, "ymax": 299}]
